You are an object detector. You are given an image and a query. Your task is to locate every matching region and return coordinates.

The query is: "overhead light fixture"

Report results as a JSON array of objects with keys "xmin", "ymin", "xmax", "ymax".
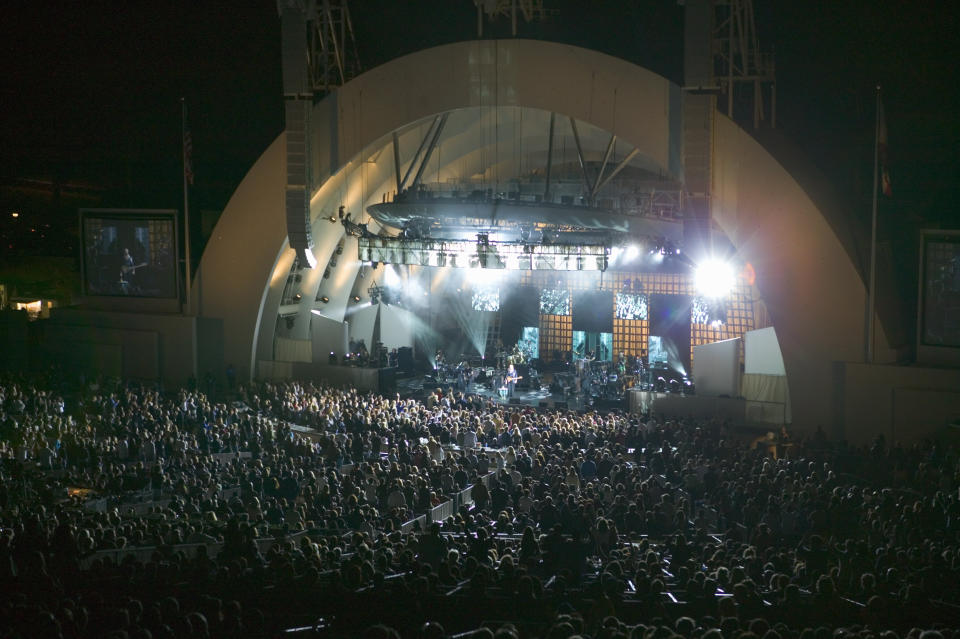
[
  {"xmin": 352, "ymin": 295, "xmax": 360, "ymax": 302},
  {"xmin": 695, "ymin": 259, "xmax": 736, "ymax": 298},
  {"xmin": 319, "ymin": 296, "xmax": 329, "ymax": 303}
]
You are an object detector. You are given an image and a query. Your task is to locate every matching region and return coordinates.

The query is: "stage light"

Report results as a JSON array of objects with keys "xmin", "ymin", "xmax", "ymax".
[
  {"xmin": 625, "ymin": 245, "xmax": 639, "ymax": 262},
  {"xmin": 384, "ymin": 265, "xmax": 401, "ymax": 287},
  {"xmin": 10, "ymin": 212, "xmax": 19, "ymax": 218},
  {"xmin": 695, "ymin": 259, "xmax": 736, "ymax": 298}
]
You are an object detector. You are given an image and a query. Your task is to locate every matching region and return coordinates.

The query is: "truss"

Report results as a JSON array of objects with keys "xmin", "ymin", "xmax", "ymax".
[{"xmin": 713, "ymin": 0, "xmax": 776, "ymax": 128}]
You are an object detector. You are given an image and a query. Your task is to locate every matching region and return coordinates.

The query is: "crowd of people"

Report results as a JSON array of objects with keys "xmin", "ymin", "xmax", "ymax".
[{"xmin": 1, "ymin": 370, "xmax": 959, "ymax": 639}]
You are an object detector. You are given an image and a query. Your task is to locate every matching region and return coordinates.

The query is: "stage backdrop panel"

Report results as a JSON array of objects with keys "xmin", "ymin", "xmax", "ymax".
[
  {"xmin": 347, "ymin": 304, "xmax": 379, "ymax": 350},
  {"xmin": 692, "ymin": 337, "xmax": 740, "ymax": 397},
  {"xmin": 501, "ymin": 286, "xmax": 539, "ymax": 345},
  {"xmin": 572, "ymin": 290, "xmax": 613, "ymax": 332},
  {"xmin": 379, "ymin": 304, "xmax": 414, "ymax": 349},
  {"xmin": 649, "ymin": 294, "xmax": 692, "ymax": 375},
  {"xmin": 744, "ymin": 326, "xmax": 787, "ymax": 375}
]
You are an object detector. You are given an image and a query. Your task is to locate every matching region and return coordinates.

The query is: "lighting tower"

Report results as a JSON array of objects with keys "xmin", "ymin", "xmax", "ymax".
[
  {"xmin": 278, "ymin": 0, "xmax": 361, "ymax": 268},
  {"xmin": 712, "ymin": 0, "xmax": 776, "ymax": 129},
  {"xmin": 682, "ymin": 0, "xmax": 775, "ymax": 254}
]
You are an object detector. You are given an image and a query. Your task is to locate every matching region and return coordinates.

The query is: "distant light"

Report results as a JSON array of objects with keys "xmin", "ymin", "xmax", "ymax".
[
  {"xmin": 10, "ymin": 212, "xmax": 19, "ymax": 218},
  {"xmin": 695, "ymin": 259, "xmax": 736, "ymax": 298}
]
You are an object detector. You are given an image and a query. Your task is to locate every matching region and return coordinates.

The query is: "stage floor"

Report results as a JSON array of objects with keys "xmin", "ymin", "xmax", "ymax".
[
  {"xmin": 397, "ymin": 374, "xmax": 588, "ymax": 410},
  {"xmin": 395, "ymin": 373, "xmax": 632, "ymax": 412}
]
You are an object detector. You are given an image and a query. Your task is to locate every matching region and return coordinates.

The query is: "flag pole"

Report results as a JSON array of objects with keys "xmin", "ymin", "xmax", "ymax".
[
  {"xmin": 866, "ymin": 85, "xmax": 880, "ymax": 363},
  {"xmin": 181, "ymin": 98, "xmax": 192, "ymax": 315}
]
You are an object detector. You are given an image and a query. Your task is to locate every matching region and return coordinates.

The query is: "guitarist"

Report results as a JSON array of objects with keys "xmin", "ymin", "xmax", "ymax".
[
  {"xmin": 505, "ymin": 363, "xmax": 522, "ymax": 398},
  {"xmin": 119, "ymin": 247, "xmax": 148, "ymax": 293}
]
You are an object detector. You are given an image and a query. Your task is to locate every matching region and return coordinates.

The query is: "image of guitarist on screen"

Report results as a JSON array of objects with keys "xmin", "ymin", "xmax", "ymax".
[{"xmin": 118, "ymin": 247, "xmax": 148, "ymax": 295}]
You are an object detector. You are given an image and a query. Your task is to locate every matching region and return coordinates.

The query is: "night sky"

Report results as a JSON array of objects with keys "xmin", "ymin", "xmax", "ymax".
[{"xmin": 2, "ymin": 0, "xmax": 958, "ymax": 347}]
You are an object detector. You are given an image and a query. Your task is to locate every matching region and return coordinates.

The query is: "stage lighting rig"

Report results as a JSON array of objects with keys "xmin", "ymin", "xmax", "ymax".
[{"xmin": 695, "ymin": 258, "xmax": 736, "ymax": 298}]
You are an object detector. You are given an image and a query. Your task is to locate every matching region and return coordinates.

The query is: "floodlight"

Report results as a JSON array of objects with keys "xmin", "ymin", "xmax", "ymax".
[
  {"xmin": 694, "ymin": 259, "xmax": 736, "ymax": 298},
  {"xmin": 625, "ymin": 245, "xmax": 640, "ymax": 262}
]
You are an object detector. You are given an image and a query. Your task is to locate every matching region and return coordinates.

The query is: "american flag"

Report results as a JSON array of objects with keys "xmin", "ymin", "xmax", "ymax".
[
  {"xmin": 183, "ymin": 124, "xmax": 195, "ymax": 186},
  {"xmin": 878, "ymin": 99, "xmax": 891, "ymax": 197}
]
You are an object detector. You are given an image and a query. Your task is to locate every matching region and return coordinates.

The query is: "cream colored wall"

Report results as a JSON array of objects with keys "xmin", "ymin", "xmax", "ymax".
[
  {"xmin": 330, "ymin": 40, "xmax": 677, "ymax": 183},
  {"xmin": 195, "ymin": 136, "xmax": 288, "ymax": 382},
  {"xmin": 712, "ymin": 115, "xmax": 893, "ymax": 437}
]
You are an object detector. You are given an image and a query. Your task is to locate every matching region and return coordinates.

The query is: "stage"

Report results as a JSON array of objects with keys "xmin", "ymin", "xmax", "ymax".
[{"xmin": 396, "ymin": 370, "xmax": 616, "ymax": 412}]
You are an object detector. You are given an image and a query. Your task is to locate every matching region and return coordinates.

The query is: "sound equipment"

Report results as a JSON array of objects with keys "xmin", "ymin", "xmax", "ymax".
[
  {"xmin": 397, "ymin": 346, "xmax": 414, "ymax": 373},
  {"xmin": 378, "ymin": 367, "xmax": 397, "ymax": 392}
]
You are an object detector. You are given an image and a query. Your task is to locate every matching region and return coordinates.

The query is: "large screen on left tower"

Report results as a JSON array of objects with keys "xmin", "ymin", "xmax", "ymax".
[{"xmin": 80, "ymin": 210, "xmax": 179, "ymax": 299}]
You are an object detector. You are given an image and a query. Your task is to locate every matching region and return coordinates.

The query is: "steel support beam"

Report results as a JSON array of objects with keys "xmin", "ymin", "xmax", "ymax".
[
  {"xmin": 594, "ymin": 148, "xmax": 640, "ymax": 195},
  {"xmin": 410, "ymin": 112, "xmax": 449, "ymax": 191},
  {"xmin": 543, "ymin": 112, "xmax": 556, "ymax": 202},
  {"xmin": 592, "ymin": 133, "xmax": 617, "ymax": 198},
  {"xmin": 399, "ymin": 116, "xmax": 439, "ymax": 192},
  {"xmin": 568, "ymin": 117, "xmax": 593, "ymax": 199},
  {"xmin": 392, "ymin": 131, "xmax": 402, "ymax": 194}
]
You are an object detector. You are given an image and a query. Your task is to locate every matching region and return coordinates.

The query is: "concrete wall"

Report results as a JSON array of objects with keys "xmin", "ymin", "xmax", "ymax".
[
  {"xmin": 838, "ymin": 362, "xmax": 960, "ymax": 445},
  {"xmin": 41, "ymin": 308, "xmax": 200, "ymax": 386}
]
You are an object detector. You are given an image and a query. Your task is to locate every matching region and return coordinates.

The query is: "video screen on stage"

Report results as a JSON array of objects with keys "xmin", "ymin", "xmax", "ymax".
[
  {"xmin": 921, "ymin": 235, "xmax": 960, "ymax": 347},
  {"xmin": 81, "ymin": 209, "xmax": 178, "ymax": 298},
  {"xmin": 648, "ymin": 335, "xmax": 669, "ymax": 367},
  {"xmin": 615, "ymin": 292, "xmax": 648, "ymax": 320},
  {"xmin": 471, "ymin": 287, "xmax": 500, "ymax": 312},
  {"xmin": 519, "ymin": 326, "xmax": 539, "ymax": 360},
  {"xmin": 539, "ymin": 288, "xmax": 570, "ymax": 315}
]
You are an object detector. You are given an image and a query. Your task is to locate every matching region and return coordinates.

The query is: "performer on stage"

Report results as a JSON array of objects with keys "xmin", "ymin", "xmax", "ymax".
[{"xmin": 505, "ymin": 363, "xmax": 521, "ymax": 398}]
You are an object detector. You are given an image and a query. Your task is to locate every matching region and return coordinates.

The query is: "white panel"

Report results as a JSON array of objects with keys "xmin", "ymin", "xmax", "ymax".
[
  {"xmin": 378, "ymin": 305, "xmax": 414, "ymax": 349},
  {"xmin": 274, "ymin": 337, "xmax": 312, "ymax": 362},
  {"xmin": 744, "ymin": 327, "xmax": 787, "ymax": 376},
  {"xmin": 692, "ymin": 337, "xmax": 740, "ymax": 397},
  {"xmin": 346, "ymin": 304, "xmax": 378, "ymax": 348},
  {"xmin": 310, "ymin": 314, "xmax": 348, "ymax": 361}
]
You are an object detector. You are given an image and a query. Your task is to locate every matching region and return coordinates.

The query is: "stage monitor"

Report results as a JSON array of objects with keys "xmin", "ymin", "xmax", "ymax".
[
  {"xmin": 80, "ymin": 209, "xmax": 179, "ymax": 299},
  {"xmin": 572, "ymin": 289, "xmax": 613, "ymax": 332},
  {"xmin": 918, "ymin": 230, "xmax": 960, "ymax": 365}
]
